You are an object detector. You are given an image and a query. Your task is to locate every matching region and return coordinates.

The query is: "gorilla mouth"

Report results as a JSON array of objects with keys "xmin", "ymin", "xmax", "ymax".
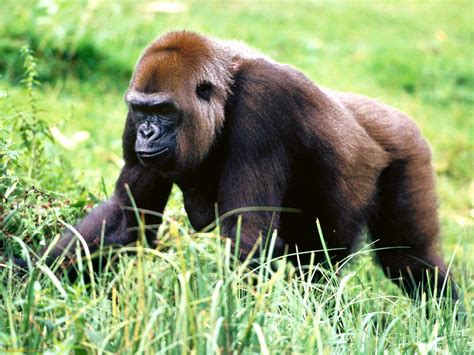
[
  {"xmin": 136, "ymin": 148, "xmax": 171, "ymax": 166},
  {"xmin": 136, "ymin": 148, "xmax": 168, "ymax": 158}
]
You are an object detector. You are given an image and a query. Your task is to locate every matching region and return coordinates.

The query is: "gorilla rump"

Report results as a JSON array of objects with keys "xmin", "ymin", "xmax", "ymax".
[{"xmin": 46, "ymin": 31, "xmax": 457, "ymax": 300}]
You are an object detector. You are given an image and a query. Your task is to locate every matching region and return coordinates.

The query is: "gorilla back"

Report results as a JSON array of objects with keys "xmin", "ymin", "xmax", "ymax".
[{"xmin": 44, "ymin": 31, "xmax": 458, "ymax": 301}]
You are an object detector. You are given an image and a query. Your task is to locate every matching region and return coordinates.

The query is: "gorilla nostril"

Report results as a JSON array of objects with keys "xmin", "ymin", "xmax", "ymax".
[{"xmin": 144, "ymin": 128, "xmax": 154, "ymax": 139}]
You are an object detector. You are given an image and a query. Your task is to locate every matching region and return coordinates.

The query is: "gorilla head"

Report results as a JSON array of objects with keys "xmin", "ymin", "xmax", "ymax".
[{"xmin": 125, "ymin": 32, "xmax": 235, "ymax": 171}]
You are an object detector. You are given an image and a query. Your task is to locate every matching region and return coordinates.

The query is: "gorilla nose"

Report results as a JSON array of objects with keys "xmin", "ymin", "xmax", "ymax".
[
  {"xmin": 135, "ymin": 122, "xmax": 167, "ymax": 162},
  {"xmin": 138, "ymin": 123, "xmax": 160, "ymax": 141}
]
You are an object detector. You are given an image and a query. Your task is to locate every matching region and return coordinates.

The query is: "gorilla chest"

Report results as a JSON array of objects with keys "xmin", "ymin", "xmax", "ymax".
[{"xmin": 182, "ymin": 188, "xmax": 216, "ymax": 231}]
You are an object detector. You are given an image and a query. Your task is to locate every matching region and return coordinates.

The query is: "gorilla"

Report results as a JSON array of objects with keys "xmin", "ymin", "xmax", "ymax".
[{"xmin": 38, "ymin": 31, "xmax": 458, "ymax": 300}]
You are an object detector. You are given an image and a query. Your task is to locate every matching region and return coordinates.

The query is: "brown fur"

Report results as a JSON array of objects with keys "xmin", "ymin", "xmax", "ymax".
[{"xmin": 44, "ymin": 31, "xmax": 458, "ymax": 301}]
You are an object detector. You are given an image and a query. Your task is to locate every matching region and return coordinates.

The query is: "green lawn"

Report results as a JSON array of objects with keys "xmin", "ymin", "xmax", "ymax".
[{"xmin": 0, "ymin": 1, "xmax": 472, "ymax": 353}]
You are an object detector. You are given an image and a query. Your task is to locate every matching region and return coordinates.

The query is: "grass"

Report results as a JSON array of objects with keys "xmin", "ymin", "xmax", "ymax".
[{"xmin": 0, "ymin": 0, "xmax": 472, "ymax": 353}]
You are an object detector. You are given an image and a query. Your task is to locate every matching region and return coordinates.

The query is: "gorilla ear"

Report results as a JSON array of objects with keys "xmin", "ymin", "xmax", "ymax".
[{"xmin": 230, "ymin": 57, "xmax": 243, "ymax": 74}]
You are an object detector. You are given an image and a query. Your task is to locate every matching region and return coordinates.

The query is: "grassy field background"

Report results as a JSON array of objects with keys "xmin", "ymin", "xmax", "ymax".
[{"xmin": 0, "ymin": 0, "xmax": 472, "ymax": 353}]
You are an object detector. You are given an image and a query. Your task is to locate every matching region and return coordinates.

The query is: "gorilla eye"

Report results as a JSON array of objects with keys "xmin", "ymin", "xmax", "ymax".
[{"xmin": 196, "ymin": 81, "xmax": 213, "ymax": 101}]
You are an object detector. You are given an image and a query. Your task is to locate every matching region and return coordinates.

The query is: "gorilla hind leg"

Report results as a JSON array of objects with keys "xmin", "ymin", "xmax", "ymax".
[{"xmin": 369, "ymin": 156, "xmax": 459, "ymax": 301}]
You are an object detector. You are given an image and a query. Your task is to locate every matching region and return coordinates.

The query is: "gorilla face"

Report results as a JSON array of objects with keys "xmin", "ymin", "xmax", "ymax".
[{"xmin": 126, "ymin": 90, "xmax": 180, "ymax": 167}]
